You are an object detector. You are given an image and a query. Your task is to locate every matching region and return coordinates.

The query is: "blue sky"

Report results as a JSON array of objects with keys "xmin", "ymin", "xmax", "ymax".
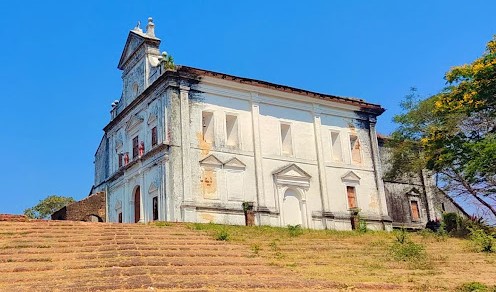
[{"xmin": 0, "ymin": 1, "xmax": 495, "ymax": 214}]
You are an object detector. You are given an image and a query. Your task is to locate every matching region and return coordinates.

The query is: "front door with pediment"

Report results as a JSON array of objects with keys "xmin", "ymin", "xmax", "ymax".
[{"xmin": 134, "ymin": 186, "xmax": 141, "ymax": 223}]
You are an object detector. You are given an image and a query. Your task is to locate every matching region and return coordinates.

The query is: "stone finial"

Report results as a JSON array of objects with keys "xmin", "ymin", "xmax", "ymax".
[
  {"xmin": 133, "ymin": 21, "xmax": 143, "ymax": 33},
  {"xmin": 146, "ymin": 17, "xmax": 155, "ymax": 37}
]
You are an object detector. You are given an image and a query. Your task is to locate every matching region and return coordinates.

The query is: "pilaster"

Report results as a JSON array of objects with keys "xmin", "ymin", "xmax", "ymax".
[
  {"xmin": 368, "ymin": 117, "xmax": 390, "ymax": 221},
  {"xmin": 312, "ymin": 105, "xmax": 330, "ymax": 229},
  {"xmin": 179, "ymin": 85, "xmax": 192, "ymax": 214},
  {"xmin": 250, "ymin": 92, "xmax": 266, "ymax": 220}
]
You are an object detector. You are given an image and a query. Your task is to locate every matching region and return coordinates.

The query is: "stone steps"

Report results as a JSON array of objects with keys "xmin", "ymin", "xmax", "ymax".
[{"xmin": 0, "ymin": 221, "xmax": 344, "ymax": 291}]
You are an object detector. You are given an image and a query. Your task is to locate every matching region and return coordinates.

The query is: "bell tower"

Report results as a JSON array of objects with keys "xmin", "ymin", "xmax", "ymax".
[{"xmin": 117, "ymin": 17, "xmax": 162, "ymax": 107}]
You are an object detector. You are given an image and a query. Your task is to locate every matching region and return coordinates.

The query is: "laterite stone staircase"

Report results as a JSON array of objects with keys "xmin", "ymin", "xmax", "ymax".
[{"xmin": 0, "ymin": 220, "xmax": 338, "ymax": 291}]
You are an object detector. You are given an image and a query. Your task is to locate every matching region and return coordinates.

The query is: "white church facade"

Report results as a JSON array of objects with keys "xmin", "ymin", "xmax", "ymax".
[{"xmin": 91, "ymin": 18, "xmax": 444, "ymax": 231}]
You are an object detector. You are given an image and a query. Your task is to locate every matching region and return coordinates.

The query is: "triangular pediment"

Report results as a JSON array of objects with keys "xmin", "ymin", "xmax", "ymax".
[
  {"xmin": 199, "ymin": 155, "xmax": 223, "ymax": 167},
  {"xmin": 223, "ymin": 157, "xmax": 246, "ymax": 170},
  {"xmin": 117, "ymin": 30, "xmax": 161, "ymax": 70},
  {"xmin": 273, "ymin": 164, "xmax": 311, "ymax": 179},
  {"xmin": 405, "ymin": 187, "xmax": 421, "ymax": 196},
  {"xmin": 125, "ymin": 114, "xmax": 144, "ymax": 132},
  {"xmin": 147, "ymin": 107, "xmax": 159, "ymax": 125},
  {"xmin": 148, "ymin": 181, "xmax": 158, "ymax": 194},
  {"xmin": 118, "ymin": 32, "xmax": 145, "ymax": 70},
  {"xmin": 341, "ymin": 171, "xmax": 361, "ymax": 182}
]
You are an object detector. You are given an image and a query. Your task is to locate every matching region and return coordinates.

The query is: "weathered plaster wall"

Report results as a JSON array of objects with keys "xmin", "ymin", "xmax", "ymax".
[
  {"xmin": 94, "ymin": 135, "xmax": 109, "ymax": 187},
  {"xmin": 179, "ymin": 79, "xmax": 389, "ymax": 230}
]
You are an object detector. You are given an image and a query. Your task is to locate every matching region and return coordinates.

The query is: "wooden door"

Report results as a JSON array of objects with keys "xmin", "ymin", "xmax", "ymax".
[
  {"xmin": 410, "ymin": 201, "xmax": 420, "ymax": 221},
  {"xmin": 134, "ymin": 187, "xmax": 141, "ymax": 223}
]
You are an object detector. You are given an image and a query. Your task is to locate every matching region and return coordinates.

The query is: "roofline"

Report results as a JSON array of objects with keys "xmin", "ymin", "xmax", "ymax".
[
  {"xmin": 104, "ymin": 65, "xmax": 385, "ymax": 132},
  {"xmin": 178, "ymin": 66, "xmax": 385, "ymax": 115}
]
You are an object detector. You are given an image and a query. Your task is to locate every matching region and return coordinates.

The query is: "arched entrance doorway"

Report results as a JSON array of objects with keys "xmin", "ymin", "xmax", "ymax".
[
  {"xmin": 134, "ymin": 186, "xmax": 141, "ymax": 223},
  {"xmin": 282, "ymin": 188, "xmax": 303, "ymax": 226}
]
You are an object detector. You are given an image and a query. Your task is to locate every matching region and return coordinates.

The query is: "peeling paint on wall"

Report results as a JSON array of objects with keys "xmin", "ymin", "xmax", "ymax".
[
  {"xmin": 200, "ymin": 213, "xmax": 216, "ymax": 223},
  {"xmin": 196, "ymin": 132, "xmax": 211, "ymax": 156},
  {"xmin": 200, "ymin": 169, "xmax": 217, "ymax": 199},
  {"xmin": 369, "ymin": 193, "xmax": 379, "ymax": 209}
]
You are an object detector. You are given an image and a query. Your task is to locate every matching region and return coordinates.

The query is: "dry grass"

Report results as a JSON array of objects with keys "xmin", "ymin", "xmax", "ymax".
[
  {"xmin": 190, "ymin": 223, "xmax": 496, "ymax": 291},
  {"xmin": 0, "ymin": 221, "xmax": 495, "ymax": 291}
]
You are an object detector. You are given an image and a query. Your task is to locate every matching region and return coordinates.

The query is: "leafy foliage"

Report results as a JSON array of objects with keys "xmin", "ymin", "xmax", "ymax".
[
  {"xmin": 287, "ymin": 225, "xmax": 303, "ymax": 237},
  {"xmin": 160, "ymin": 51, "xmax": 175, "ymax": 70},
  {"xmin": 387, "ymin": 36, "xmax": 496, "ymax": 219},
  {"xmin": 390, "ymin": 227, "xmax": 430, "ymax": 269},
  {"xmin": 24, "ymin": 195, "xmax": 75, "ymax": 219},
  {"xmin": 215, "ymin": 228, "xmax": 230, "ymax": 241},
  {"xmin": 469, "ymin": 228, "xmax": 495, "ymax": 253}
]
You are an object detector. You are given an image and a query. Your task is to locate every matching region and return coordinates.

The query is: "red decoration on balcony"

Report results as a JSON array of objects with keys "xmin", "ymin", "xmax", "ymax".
[
  {"xmin": 139, "ymin": 141, "xmax": 145, "ymax": 156},
  {"xmin": 124, "ymin": 152, "xmax": 129, "ymax": 165}
]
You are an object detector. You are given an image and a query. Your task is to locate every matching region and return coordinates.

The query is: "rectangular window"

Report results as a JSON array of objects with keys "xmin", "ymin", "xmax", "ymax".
[
  {"xmin": 347, "ymin": 186, "xmax": 357, "ymax": 209},
  {"xmin": 118, "ymin": 153, "xmax": 123, "ymax": 168},
  {"xmin": 410, "ymin": 201, "xmax": 420, "ymax": 221},
  {"xmin": 151, "ymin": 126, "xmax": 158, "ymax": 147},
  {"xmin": 118, "ymin": 212, "xmax": 122, "ymax": 223},
  {"xmin": 132, "ymin": 136, "xmax": 139, "ymax": 158},
  {"xmin": 152, "ymin": 196, "xmax": 158, "ymax": 221},
  {"xmin": 331, "ymin": 131, "xmax": 342, "ymax": 161},
  {"xmin": 350, "ymin": 135, "xmax": 362, "ymax": 163},
  {"xmin": 225, "ymin": 114, "xmax": 239, "ymax": 147},
  {"xmin": 202, "ymin": 111, "xmax": 214, "ymax": 144},
  {"xmin": 280, "ymin": 123, "xmax": 293, "ymax": 156}
]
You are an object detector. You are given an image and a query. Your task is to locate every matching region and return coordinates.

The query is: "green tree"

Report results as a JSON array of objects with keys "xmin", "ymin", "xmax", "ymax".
[
  {"xmin": 388, "ymin": 36, "xmax": 496, "ymax": 219},
  {"xmin": 24, "ymin": 195, "xmax": 75, "ymax": 219}
]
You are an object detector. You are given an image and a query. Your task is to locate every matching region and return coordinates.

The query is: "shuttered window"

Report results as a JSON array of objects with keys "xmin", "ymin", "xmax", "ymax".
[
  {"xmin": 151, "ymin": 127, "xmax": 158, "ymax": 147},
  {"xmin": 132, "ymin": 136, "xmax": 139, "ymax": 158},
  {"xmin": 347, "ymin": 186, "xmax": 357, "ymax": 209}
]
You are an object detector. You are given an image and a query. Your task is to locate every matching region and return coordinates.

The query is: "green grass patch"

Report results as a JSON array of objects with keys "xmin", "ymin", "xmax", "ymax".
[
  {"xmin": 152, "ymin": 221, "xmax": 173, "ymax": 227},
  {"xmin": 456, "ymin": 282, "xmax": 495, "ymax": 292}
]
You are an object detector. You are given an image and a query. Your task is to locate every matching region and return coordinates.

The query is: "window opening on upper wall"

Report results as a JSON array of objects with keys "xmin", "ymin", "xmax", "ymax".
[
  {"xmin": 350, "ymin": 135, "xmax": 362, "ymax": 164},
  {"xmin": 280, "ymin": 123, "xmax": 293, "ymax": 156},
  {"xmin": 151, "ymin": 126, "xmax": 158, "ymax": 147},
  {"xmin": 202, "ymin": 111, "xmax": 214, "ymax": 144},
  {"xmin": 225, "ymin": 114, "xmax": 239, "ymax": 148},
  {"xmin": 331, "ymin": 131, "xmax": 343, "ymax": 161}
]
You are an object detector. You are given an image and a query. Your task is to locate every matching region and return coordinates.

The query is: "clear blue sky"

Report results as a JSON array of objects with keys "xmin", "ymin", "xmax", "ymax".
[{"xmin": 0, "ymin": 1, "xmax": 495, "ymax": 214}]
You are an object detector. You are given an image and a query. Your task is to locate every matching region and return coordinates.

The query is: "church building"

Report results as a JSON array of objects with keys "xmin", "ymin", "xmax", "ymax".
[{"xmin": 89, "ymin": 18, "xmax": 462, "ymax": 230}]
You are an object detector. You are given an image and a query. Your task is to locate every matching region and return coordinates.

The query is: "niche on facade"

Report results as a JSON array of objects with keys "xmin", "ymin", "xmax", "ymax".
[
  {"xmin": 273, "ymin": 164, "xmax": 311, "ymax": 228},
  {"xmin": 125, "ymin": 114, "xmax": 144, "ymax": 133},
  {"xmin": 199, "ymin": 155, "xmax": 222, "ymax": 200},
  {"xmin": 223, "ymin": 157, "xmax": 246, "ymax": 201}
]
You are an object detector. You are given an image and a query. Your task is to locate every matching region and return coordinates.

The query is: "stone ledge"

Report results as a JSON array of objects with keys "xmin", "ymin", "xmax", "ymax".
[{"xmin": 0, "ymin": 214, "xmax": 28, "ymax": 222}]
